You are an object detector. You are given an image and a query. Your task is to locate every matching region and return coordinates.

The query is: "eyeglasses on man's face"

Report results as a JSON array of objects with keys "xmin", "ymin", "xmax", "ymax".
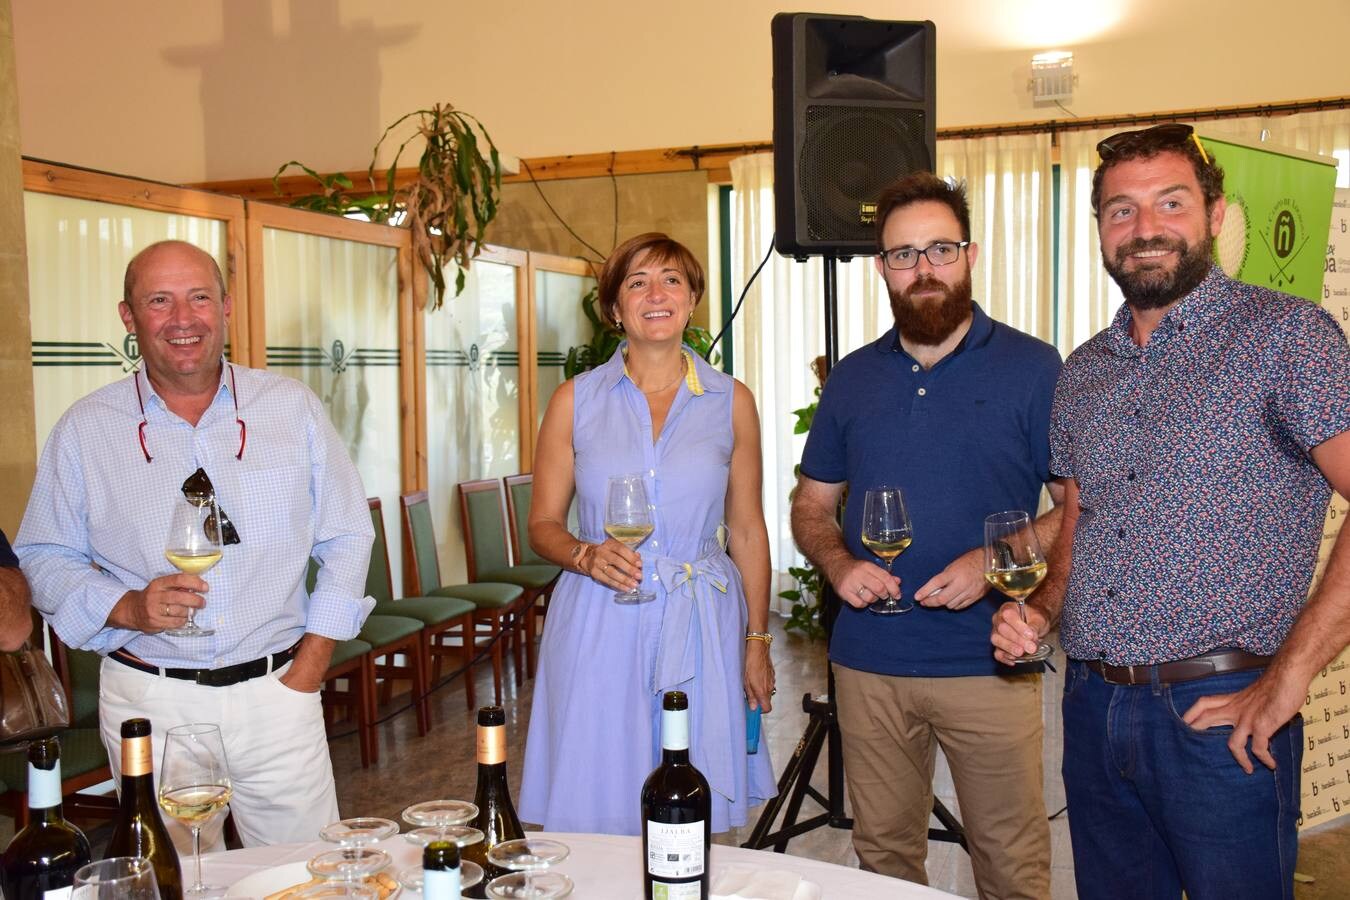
[{"xmin": 879, "ymin": 241, "xmax": 970, "ymax": 271}]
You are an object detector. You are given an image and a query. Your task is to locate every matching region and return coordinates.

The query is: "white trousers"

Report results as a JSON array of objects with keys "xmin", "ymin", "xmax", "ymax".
[{"xmin": 98, "ymin": 657, "xmax": 341, "ymax": 851}]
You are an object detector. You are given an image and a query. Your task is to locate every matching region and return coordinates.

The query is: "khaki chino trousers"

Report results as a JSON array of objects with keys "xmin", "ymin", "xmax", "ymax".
[{"xmin": 834, "ymin": 664, "xmax": 1050, "ymax": 900}]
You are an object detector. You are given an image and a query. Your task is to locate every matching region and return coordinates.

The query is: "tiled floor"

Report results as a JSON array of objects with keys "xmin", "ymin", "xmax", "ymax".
[{"xmin": 11, "ymin": 619, "xmax": 1348, "ymax": 897}]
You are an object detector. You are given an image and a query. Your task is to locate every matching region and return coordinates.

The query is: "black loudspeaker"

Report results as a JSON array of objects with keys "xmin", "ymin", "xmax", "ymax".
[{"xmin": 772, "ymin": 13, "xmax": 936, "ymax": 259}]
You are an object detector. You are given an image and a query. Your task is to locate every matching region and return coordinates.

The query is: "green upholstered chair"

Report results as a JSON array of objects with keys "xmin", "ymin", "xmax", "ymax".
[
  {"xmin": 361, "ymin": 499, "xmax": 432, "ymax": 737},
  {"xmin": 367, "ymin": 498, "xmax": 479, "ymax": 707},
  {"xmin": 322, "ymin": 637, "xmax": 375, "ymax": 767},
  {"xmin": 459, "ymin": 478, "xmax": 560, "ymax": 681},
  {"xmin": 400, "ymin": 491, "xmax": 524, "ymax": 705},
  {"xmin": 503, "ymin": 473, "xmax": 562, "ymax": 635}
]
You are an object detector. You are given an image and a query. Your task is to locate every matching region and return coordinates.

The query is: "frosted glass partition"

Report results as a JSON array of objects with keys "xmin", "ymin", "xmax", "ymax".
[
  {"xmin": 261, "ymin": 228, "xmax": 404, "ymax": 596},
  {"xmin": 24, "ymin": 191, "xmax": 228, "ymax": 453},
  {"xmin": 533, "ymin": 269, "xmax": 596, "ymax": 428},
  {"xmin": 426, "ymin": 258, "xmax": 522, "ymax": 584}
]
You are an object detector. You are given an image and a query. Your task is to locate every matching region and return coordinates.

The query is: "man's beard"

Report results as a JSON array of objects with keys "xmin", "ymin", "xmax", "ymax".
[
  {"xmin": 1103, "ymin": 233, "xmax": 1214, "ymax": 310},
  {"xmin": 889, "ymin": 269, "xmax": 973, "ymax": 345}
]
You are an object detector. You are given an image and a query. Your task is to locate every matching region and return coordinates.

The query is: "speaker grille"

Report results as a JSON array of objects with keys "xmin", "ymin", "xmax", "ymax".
[{"xmin": 800, "ymin": 105, "xmax": 929, "ymax": 245}]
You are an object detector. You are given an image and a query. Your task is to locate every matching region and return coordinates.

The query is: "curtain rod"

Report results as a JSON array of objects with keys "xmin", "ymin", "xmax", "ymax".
[{"xmin": 670, "ymin": 95, "xmax": 1350, "ymax": 161}]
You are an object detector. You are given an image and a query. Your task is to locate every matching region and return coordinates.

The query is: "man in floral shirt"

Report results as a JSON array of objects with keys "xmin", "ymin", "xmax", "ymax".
[{"xmin": 992, "ymin": 124, "xmax": 1350, "ymax": 898}]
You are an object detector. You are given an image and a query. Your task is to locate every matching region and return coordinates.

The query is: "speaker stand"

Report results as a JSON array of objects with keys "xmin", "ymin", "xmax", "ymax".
[{"xmin": 742, "ymin": 255, "xmax": 968, "ymax": 856}]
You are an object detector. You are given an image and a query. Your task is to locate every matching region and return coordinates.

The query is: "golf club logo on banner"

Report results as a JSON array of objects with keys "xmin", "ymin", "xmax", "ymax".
[{"xmin": 1261, "ymin": 197, "xmax": 1311, "ymax": 291}]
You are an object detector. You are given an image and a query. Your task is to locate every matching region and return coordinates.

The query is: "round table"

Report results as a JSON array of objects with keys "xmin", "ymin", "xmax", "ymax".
[{"xmin": 201, "ymin": 831, "xmax": 962, "ymax": 899}]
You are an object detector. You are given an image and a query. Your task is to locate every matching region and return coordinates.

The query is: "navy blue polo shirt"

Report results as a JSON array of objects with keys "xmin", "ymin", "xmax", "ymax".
[
  {"xmin": 0, "ymin": 529, "xmax": 17, "ymax": 568},
  {"xmin": 800, "ymin": 303, "xmax": 1061, "ymax": 677}
]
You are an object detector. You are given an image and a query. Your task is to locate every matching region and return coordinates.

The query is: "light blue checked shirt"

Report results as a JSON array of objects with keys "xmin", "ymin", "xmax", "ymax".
[{"xmin": 17, "ymin": 363, "xmax": 375, "ymax": 668}]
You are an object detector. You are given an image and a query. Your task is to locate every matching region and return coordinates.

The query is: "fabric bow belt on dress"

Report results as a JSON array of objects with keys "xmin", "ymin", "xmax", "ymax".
[{"xmin": 653, "ymin": 548, "xmax": 737, "ymax": 803}]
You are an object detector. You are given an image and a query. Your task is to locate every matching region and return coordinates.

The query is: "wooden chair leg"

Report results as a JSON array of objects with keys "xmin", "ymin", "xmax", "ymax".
[
  {"xmin": 361, "ymin": 653, "xmax": 379, "ymax": 766},
  {"xmin": 489, "ymin": 617, "xmax": 504, "ymax": 705},
  {"xmin": 412, "ymin": 638, "xmax": 430, "ymax": 735},
  {"xmin": 510, "ymin": 605, "xmax": 525, "ymax": 688},
  {"xmin": 524, "ymin": 592, "xmax": 539, "ymax": 679},
  {"xmin": 462, "ymin": 618, "xmax": 477, "ymax": 711}
]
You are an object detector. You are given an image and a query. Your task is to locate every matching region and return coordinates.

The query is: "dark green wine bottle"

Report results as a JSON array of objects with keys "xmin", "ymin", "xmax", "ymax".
[
  {"xmin": 641, "ymin": 691, "xmax": 711, "ymax": 900},
  {"xmin": 460, "ymin": 706, "xmax": 524, "ymax": 899},
  {"xmin": 104, "ymin": 718, "xmax": 183, "ymax": 900},
  {"xmin": 422, "ymin": 840, "xmax": 462, "ymax": 900},
  {"xmin": 0, "ymin": 736, "xmax": 93, "ymax": 900}
]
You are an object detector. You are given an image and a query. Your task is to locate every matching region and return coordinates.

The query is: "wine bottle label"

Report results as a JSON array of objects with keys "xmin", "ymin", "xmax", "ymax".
[
  {"xmin": 122, "ymin": 735, "xmax": 152, "ymax": 777},
  {"xmin": 661, "ymin": 707, "xmax": 689, "ymax": 751},
  {"xmin": 477, "ymin": 725, "xmax": 505, "ymax": 765},
  {"xmin": 43, "ymin": 887, "xmax": 74, "ymax": 900},
  {"xmin": 650, "ymin": 883, "xmax": 701, "ymax": 900},
  {"xmin": 645, "ymin": 820, "xmax": 704, "ymax": 878},
  {"xmin": 422, "ymin": 867, "xmax": 462, "ymax": 899},
  {"xmin": 27, "ymin": 759, "xmax": 62, "ymax": 810}
]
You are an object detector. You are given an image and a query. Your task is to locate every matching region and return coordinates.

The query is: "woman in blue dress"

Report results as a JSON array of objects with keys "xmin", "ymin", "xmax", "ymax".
[{"xmin": 518, "ymin": 233, "xmax": 777, "ymax": 835}]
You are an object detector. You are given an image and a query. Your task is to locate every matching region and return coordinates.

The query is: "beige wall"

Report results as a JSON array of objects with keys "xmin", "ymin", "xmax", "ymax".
[
  {"xmin": 12, "ymin": 0, "xmax": 1350, "ymax": 185},
  {"xmin": 0, "ymin": 0, "xmax": 35, "ymax": 535},
  {"xmin": 488, "ymin": 169, "xmax": 711, "ymax": 327}
]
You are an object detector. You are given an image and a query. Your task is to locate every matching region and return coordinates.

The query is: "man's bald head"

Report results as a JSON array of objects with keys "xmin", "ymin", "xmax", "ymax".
[{"xmin": 124, "ymin": 241, "xmax": 226, "ymax": 303}]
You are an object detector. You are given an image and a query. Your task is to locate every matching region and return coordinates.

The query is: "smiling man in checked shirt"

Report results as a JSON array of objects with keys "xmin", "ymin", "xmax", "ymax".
[
  {"xmin": 992, "ymin": 125, "xmax": 1350, "ymax": 898},
  {"xmin": 17, "ymin": 240, "xmax": 374, "ymax": 848}
]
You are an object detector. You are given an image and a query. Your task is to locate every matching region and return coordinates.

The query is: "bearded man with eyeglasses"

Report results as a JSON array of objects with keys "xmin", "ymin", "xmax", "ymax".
[
  {"xmin": 17, "ymin": 240, "xmax": 374, "ymax": 848},
  {"xmin": 792, "ymin": 172, "xmax": 1064, "ymax": 898},
  {"xmin": 991, "ymin": 124, "xmax": 1350, "ymax": 898}
]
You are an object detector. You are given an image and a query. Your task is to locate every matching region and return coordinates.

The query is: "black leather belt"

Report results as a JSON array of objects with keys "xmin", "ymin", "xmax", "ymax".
[
  {"xmin": 1085, "ymin": 648, "xmax": 1272, "ymax": 686},
  {"xmin": 110, "ymin": 644, "xmax": 299, "ymax": 688}
]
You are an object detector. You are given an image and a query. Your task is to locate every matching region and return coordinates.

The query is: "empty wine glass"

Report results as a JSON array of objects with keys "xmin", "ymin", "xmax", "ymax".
[
  {"xmin": 604, "ymin": 474, "xmax": 655, "ymax": 604},
  {"xmin": 159, "ymin": 723, "xmax": 232, "ymax": 898},
  {"xmin": 398, "ymin": 801, "xmax": 485, "ymax": 891},
  {"xmin": 73, "ymin": 858, "xmax": 160, "ymax": 900},
  {"xmin": 164, "ymin": 494, "xmax": 223, "ymax": 637},
  {"xmin": 309, "ymin": 817, "xmax": 399, "ymax": 885},
  {"xmin": 485, "ymin": 838, "xmax": 573, "ymax": 899},
  {"xmin": 861, "ymin": 486, "xmax": 913, "ymax": 615},
  {"xmin": 984, "ymin": 510, "xmax": 1053, "ymax": 663}
]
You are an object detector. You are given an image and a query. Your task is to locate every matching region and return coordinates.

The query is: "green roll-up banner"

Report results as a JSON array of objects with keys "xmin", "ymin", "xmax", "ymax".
[{"xmin": 1203, "ymin": 132, "xmax": 1337, "ymax": 304}]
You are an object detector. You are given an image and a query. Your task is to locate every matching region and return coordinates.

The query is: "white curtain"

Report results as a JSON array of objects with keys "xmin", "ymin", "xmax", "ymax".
[{"xmin": 938, "ymin": 132, "xmax": 1056, "ymax": 344}]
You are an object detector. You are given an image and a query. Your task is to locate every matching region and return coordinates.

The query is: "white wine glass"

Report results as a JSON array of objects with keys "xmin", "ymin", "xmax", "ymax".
[
  {"xmin": 486, "ymin": 838, "xmax": 573, "ymax": 899},
  {"xmin": 984, "ymin": 510, "xmax": 1053, "ymax": 663},
  {"xmin": 73, "ymin": 858, "xmax": 160, "ymax": 900},
  {"xmin": 861, "ymin": 486, "xmax": 913, "ymax": 615},
  {"xmin": 158, "ymin": 724, "xmax": 232, "ymax": 898},
  {"xmin": 164, "ymin": 495, "xmax": 223, "ymax": 637},
  {"xmin": 604, "ymin": 474, "xmax": 655, "ymax": 605}
]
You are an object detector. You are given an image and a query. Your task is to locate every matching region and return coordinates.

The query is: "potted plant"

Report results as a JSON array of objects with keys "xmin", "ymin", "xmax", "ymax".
[{"xmin": 274, "ymin": 102, "xmax": 502, "ymax": 310}]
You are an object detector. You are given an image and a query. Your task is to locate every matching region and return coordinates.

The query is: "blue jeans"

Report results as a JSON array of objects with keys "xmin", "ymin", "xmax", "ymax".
[{"xmin": 1061, "ymin": 659, "xmax": 1302, "ymax": 900}]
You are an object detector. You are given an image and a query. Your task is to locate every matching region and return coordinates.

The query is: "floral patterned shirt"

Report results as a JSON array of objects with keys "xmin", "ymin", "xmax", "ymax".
[{"xmin": 1050, "ymin": 266, "xmax": 1350, "ymax": 665}]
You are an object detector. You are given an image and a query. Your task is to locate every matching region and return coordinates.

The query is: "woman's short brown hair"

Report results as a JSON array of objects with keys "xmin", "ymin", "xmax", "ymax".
[{"xmin": 597, "ymin": 233, "xmax": 705, "ymax": 328}]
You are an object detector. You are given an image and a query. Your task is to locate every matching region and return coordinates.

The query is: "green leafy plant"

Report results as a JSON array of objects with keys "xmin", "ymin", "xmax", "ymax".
[
  {"xmin": 274, "ymin": 102, "xmax": 502, "ymax": 310},
  {"xmin": 779, "ymin": 385, "xmax": 825, "ymax": 639},
  {"xmin": 563, "ymin": 287, "xmax": 722, "ymax": 378}
]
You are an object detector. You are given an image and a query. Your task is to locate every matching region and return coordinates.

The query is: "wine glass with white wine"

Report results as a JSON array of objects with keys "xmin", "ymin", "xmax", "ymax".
[
  {"xmin": 158, "ymin": 724, "xmax": 232, "ymax": 898},
  {"xmin": 604, "ymin": 474, "xmax": 655, "ymax": 604},
  {"xmin": 164, "ymin": 494, "xmax": 224, "ymax": 637},
  {"xmin": 861, "ymin": 486, "xmax": 913, "ymax": 615},
  {"xmin": 984, "ymin": 510, "xmax": 1053, "ymax": 663}
]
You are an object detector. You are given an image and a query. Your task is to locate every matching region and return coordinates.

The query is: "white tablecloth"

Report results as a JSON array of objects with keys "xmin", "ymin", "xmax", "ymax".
[{"xmin": 201, "ymin": 831, "xmax": 962, "ymax": 899}]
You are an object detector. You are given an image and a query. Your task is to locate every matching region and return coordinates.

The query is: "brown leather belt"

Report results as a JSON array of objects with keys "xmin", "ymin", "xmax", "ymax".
[
  {"xmin": 109, "ymin": 644, "xmax": 299, "ymax": 688},
  {"xmin": 1085, "ymin": 648, "xmax": 1272, "ymax": 686}
]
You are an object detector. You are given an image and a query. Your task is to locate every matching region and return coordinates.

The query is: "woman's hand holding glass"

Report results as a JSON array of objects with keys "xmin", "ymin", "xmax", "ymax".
[{"xmin": 577, "ymin": 537, "xmax": 643, "ymax": 595}]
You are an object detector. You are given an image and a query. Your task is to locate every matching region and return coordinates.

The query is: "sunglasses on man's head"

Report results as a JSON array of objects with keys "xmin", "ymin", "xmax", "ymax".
[
  {"xmin": 1096, "ymin": 123, "xmax": 1210, "ymax": 165},
  {"xmin": 181, "ymin": 468, "xmax": 240, "ymax": 545}
]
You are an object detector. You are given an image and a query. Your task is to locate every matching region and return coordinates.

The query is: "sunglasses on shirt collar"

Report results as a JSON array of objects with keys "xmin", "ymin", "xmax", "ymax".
[{"xmin": 181, "ymin": 468, "xmax": 241, "ymax": 545}]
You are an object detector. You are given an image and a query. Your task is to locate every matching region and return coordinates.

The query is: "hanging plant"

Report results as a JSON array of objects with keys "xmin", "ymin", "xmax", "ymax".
[{"xmin": 274, "ymin": 102, "xmax": 503, "ymax": 310}]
